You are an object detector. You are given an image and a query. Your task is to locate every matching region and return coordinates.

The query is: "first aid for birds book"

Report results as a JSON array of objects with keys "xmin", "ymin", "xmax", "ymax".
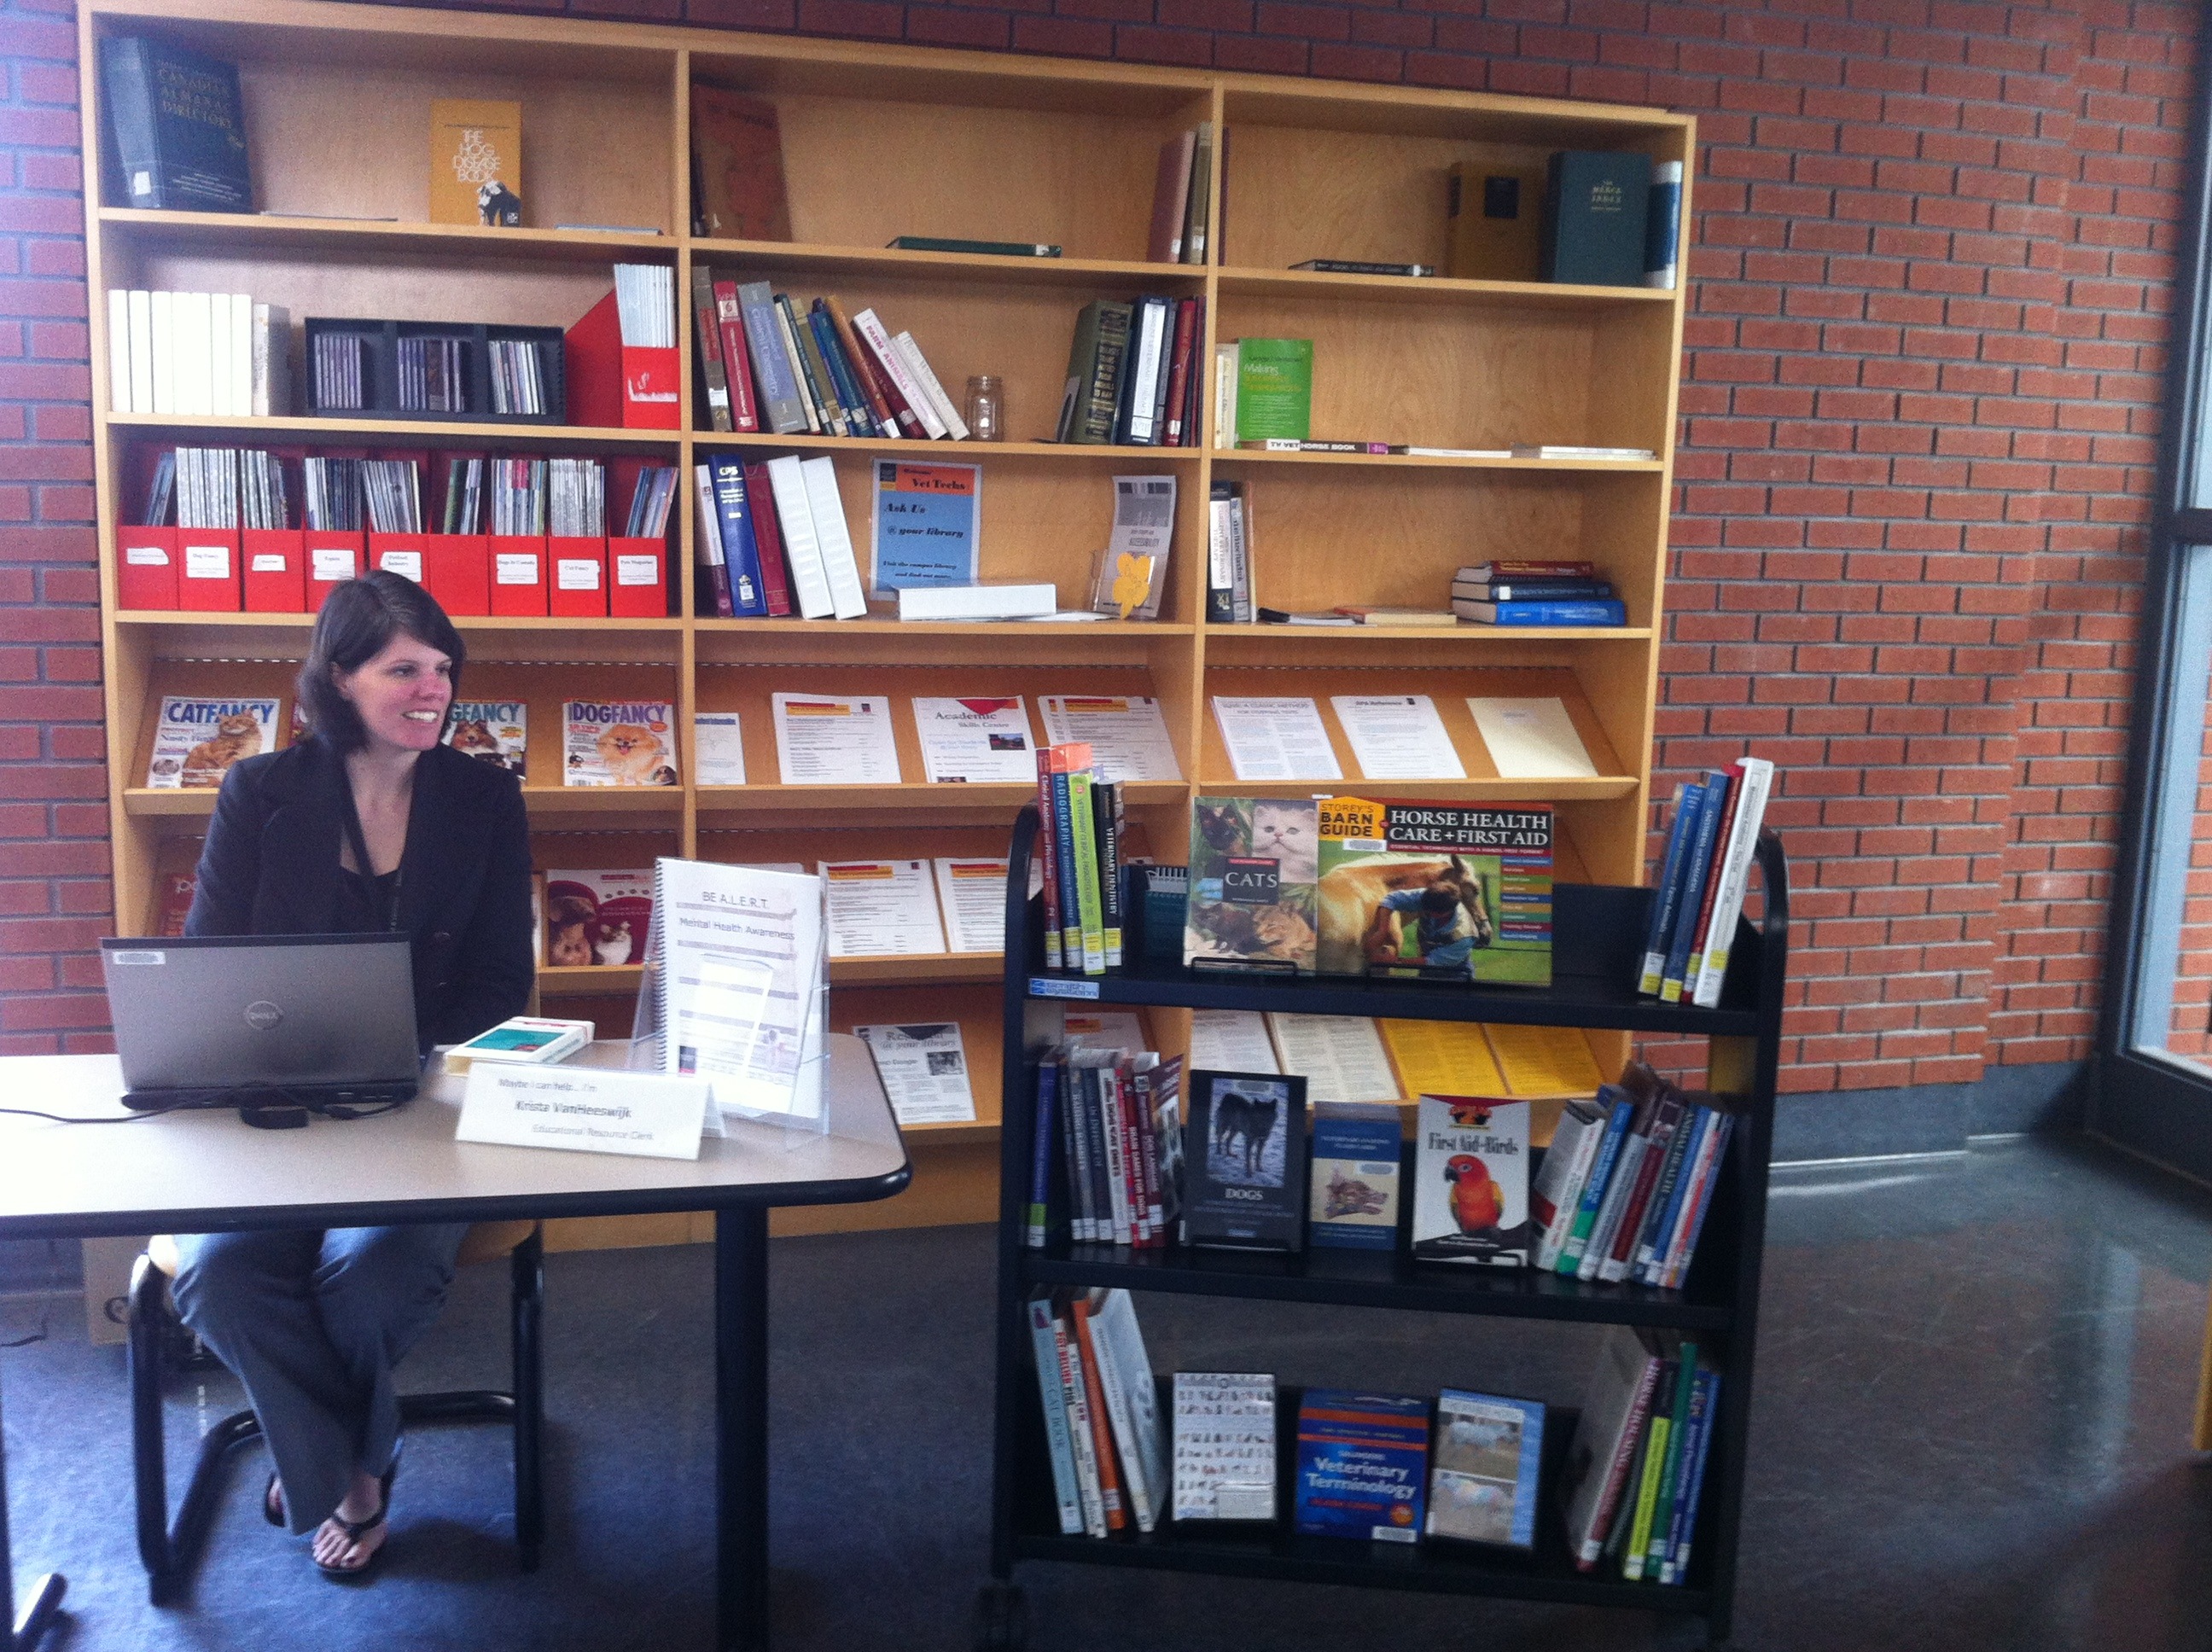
[{"xmin": 1411, "ymin": 1095, "xmax": 1530, "ymax": 1266}]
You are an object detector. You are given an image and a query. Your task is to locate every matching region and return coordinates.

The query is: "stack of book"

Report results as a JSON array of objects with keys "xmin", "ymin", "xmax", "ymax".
[
  {"xmin": 1451, "ymin": 561, "xmax": 1626, "ymax": 627},
  {"xmin": 1562, "ymin": 1327, "xmax": 1717, "ymax": 1583},
  {"xmin": 1028, "ymin": 1045, "xmax": 1177, "ymax": 1249},
  {"xmin": 1638, "ymin": 756, "xmax": 1774, "ymax": 1006},
  {"xmin": 690, "ymin": 452, "xmax": 865, "ymax": 620},
  {"xmin": 1027, "ymin": 1288, "xmax": 1171, "ymax": 1538},
  {"xmin": 1531, "ymin": 1062, "xmax": 1734, "ymax": 1290},
  {"xmin": 1145, "ymin": 122, "xmax": 1215, "ymax": 265},
  {"xmin": 1054, "ymin": 296, "xmax": 1207, "ymax": 447},
  {"xmin": 1032, "ymin": 742, "xmax": 1127, "ymax": 976},
  {"xmin": 1204, "ymin": 480, "xmax": 1252, "ymax": 621},
  {"xmin": 105, "ymin": 288, "xmax": 288, "ymax": 417},
  {"xmin": 690, "ymin": 268, "xmax": 967, "ymax": 439},
  {"xmin": 485, "ymin": 335, "xmax": 559, "ymax": 416}
]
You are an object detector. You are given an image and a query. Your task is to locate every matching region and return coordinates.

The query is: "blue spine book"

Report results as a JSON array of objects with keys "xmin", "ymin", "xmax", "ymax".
[
  {"xmin": 1460, "ymin": 599, "xmax": 1628, "ymax": 626},
  {"xmin": 735, "ymin": 281, "xmax": 808, "ymax": 434},
  {"xmin": 1633, "ymin": 1104, "xmax": 1707, "ymax": 1283},
  {"xmin": 1660, "ymin": 772, "xmax": 1731, "ymax": 1003},
  {"xmin": 1027, "ymin": 1061, "xmax": 1059, "ymax": 1248},
  {"xmin": 1638, "ymin": 782, "xmax": 1702, "ymax": 993},
  {"xmin": 1557, "ymin": 1088, "xmax": 1634, "ymax": 1275},
  {"xmin": 707, "ymin": 457, "xmax": 769, "ymax": 615},
  {"xmin": 1662, "ymin": 1110, "xmax": 1735, "ymax": 1287},
  {"xmin": 1024, "ymin": 1300, "xmax": 1086, "ymax": 1535},
  {"xmin": 1644, "ymin": 160, "xmax": 1683, "ymax": 289},
  {"xmin": 809, "ymin": 305, "xmax": 877, "ymax": 437},
  {"xmin": 1659, "ymin": 1367, "xmax": 1719, "ymax": 1581}
]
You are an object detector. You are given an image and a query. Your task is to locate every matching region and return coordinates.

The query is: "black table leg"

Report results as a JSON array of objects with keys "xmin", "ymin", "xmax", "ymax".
[
  {"xmin": 0, "ymin": 1371, "xmax": 67, "ymax": 1651},
  {"xmin": 715, "ymin": 1206, "xmax": 769, "ymax": 1652}
]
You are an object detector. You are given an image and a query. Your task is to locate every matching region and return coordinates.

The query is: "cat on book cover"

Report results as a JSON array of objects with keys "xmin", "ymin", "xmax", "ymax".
[
  {"xmin": 1186, "ymin": 799, "xmax": 1317, "ymax": 964},
  {"xmin": 1317, "ymin": 853, "xmax": 1493, "ymax": 977},
  {"xmin": 183, "ymin": 713, "xmax": 265, "ymax": 786},
  {"xmin": 544, "ymin": 889, "xmax": 637, "ymax": 967}
]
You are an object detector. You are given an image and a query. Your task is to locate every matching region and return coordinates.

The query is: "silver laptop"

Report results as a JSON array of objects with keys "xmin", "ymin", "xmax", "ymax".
[{"xmin": 102, "ymin": 934, "xmax": 420, "ymax": 1110}]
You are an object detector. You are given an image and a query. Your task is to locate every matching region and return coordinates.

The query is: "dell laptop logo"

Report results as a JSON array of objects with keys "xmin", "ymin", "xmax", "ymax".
[{"xmin": 244, "ymin": 1001, "xmax": 283, "ymax": 1032}]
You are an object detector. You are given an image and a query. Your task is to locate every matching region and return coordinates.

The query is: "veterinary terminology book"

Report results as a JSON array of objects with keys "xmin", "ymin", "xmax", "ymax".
[
  {"xmin": 819, "ymin": 858, "xmax": 946, "ymax": 957},
  {"xmin": 1294, "ymin": 1389, "xmax": 1429, "ymax": 1542},
  {"xmin": 1315, "ymin": 797, "xmax": 1553, "ymax": 986},
  {"xmin": 770, "ymin": 692, "xmax": 901, "ymax": 785},
  {"xmin": 442, "ymin": 700, "xmax": 527, "ymax": 774},
  {"xmin": 146, "ymin": 695, "xmax": 282, "ymax": 788},
  {"xmin": 562, "ymin": 699, "xmax": 678, "ymax": 787},
  {"xmin": 1411, "ymin": 1095, "xmax": 1531, "ymax": 1267}
]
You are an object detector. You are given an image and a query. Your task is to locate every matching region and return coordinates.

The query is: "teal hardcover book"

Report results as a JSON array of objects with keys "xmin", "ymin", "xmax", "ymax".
[{"xmin": 1540, "ymin": 151, "xmax": 1653, "ymax": 287}]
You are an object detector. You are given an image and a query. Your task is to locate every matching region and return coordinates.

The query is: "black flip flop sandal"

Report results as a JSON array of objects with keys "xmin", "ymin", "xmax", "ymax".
[{"xmin": 314, "ymin": 1459, "xmax": 397, "ymax": 1582}]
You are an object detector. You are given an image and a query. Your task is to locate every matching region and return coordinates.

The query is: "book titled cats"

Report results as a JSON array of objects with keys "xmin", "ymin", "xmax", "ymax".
[
  {"xmin": 146, "ymin": 695, "xmax": 281, "ymax": 788},
  {"xmin": 1183, "ymin": 796, "xmax": 1318, "ymax": 972},
  {"xmin": 442, "ymin": 699, "xmax": 527, "ymax": 774},
  {"xmin": 563, "ymin": 699, "xmax": 678, "ymax": 787}
]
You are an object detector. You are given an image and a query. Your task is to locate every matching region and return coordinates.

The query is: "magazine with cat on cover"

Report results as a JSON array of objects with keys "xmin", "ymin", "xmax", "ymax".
[
  {"xmin": 563, "ymin": 698, "xmax": 679, "ymax": 787},
  {"xmin": 146, "ymin": 695, "xmax": 282, "ymax": 788},
  {"xmin": 442, "ymin": 699, "xmax": 527, "ymax": 774},
  {"xmin": 1182, "ymin": 796, "xmax": 1318, "ymax": 972},
  {"xmin": 1315, "ymin": 797, "xmax": 1552, "ymax": 986},
  {"xmin": 542, "ymin": 868, "xmax": 655, "ymax": 966}
]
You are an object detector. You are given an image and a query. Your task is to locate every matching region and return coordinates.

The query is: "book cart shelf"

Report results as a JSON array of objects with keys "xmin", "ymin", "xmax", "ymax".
[
  {"xmin": 981, "ymin": 806, "xmax": 1787, "ymax": 1651},
  {"xmin": 80, "ymin": 0, "xmax": 1691, "ymax": 1246}
]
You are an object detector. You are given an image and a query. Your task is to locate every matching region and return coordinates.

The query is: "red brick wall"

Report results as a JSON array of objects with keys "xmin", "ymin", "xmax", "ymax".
[{"xmin": 0, "ymin": 0, "xmax": 2197, "ymax": 1094}]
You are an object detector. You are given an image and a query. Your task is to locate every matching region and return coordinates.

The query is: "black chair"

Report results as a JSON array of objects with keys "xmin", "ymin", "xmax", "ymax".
[{"xmin": 126, "ymin": 1220, "xmax": 544, "ymax": 1603}]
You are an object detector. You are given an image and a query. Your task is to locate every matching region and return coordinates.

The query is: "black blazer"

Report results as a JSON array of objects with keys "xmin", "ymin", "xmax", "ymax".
[{"xmin": 185, "ymin": 735, "xmax": 535, "ymax": 1049}]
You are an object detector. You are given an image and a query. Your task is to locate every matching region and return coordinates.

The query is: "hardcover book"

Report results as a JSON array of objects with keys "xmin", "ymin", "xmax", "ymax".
[
  {"xmin": 1181, "ymin": 1069, "xmax": 1307, "ymax": 1252},
  {"xmin": 101, "ymin": 37, "xmax": 251, "ymax": 213},
  {"xmin": 1447, "ymin": 163, "xmax": 1545, "ymax": 282},
  {"xmin": 690, "ymin": 86, "xmax": 791, "ymax": 241},
  {"xmin": 1411, "ymin": 1095, "xmax": 1532, "ymax": 1267},
  {"xmin": 1307, "ymin": 1099, "xmax": 1402, "ymax": 1250},
  {"xmin": 1541, "ymin": 150, "xmax": 1654, "ymax": 287},
  {"xmin": 442, "ymin": 699, "xmax": 527, "ymax": 774},
  {"xmin": 145, "ymin": 695, "xmax": 280, "ymax": 788},
  {"xmin": 1315, "ymin": 797, "xmax": 1553, "ymax": 986},
  {"xmin": 542, "ymin": 868, "xmax": 655, "ymax": 967},
  {"xmin": 1427, "ymin": 1389, "xmax": 1545, "ymax": 1548},
  {"xmin": 429, "ymin": 100, "xmax": 522, "ymax": 226},
  {"xmin": 1183, "ymin": 796, "xmax": 1319, "ymax": 972},
  {"xmin": 1293, "ymin": 1389, "xmax": 1429, "ymax": 1542},
  {"xmin": 562, "ymin": 699, "xmax": 678, "ymax": 787}
]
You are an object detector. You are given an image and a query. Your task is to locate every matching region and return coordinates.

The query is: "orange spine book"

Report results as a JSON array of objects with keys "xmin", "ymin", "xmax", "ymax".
[{"xmin": 1068, "ymin": 1295, "xmax": 1127, "ymax": 1530}]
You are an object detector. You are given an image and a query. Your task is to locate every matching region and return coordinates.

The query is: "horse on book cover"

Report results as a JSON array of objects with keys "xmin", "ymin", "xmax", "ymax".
[{"xmin": 1317, "ymin": 854, "xmax": 1493, "ymax": 975}]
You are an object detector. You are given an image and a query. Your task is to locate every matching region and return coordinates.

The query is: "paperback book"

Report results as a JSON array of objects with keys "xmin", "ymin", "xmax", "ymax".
[
  {"xmin": 1427, "ymin": 1389, "xmax": 1545, "ymax": 1549},
  {"xmin": 1183, "ymin": 796, "xmax": 1319, "ymax": 973},
  {"xmin": 562, "ymin": 699, "xmax": 678, "ymax": 787},
  {"xmin": 1293, "ymin": 1390, "xmax": 1429, "ymax": 1542},
  {"xmin": 1173, "ymin": 1373, "xmax": 1277, "ymax": 1522},
  {"xmin": 1411, "ymin": 1096, "xmax": 1532, "ymax": 1267},
  {"xmin": 543, "ymin": 869, "xmax": 655, "ymax": 967},
  {"xmin": 1314, "ymin": 797, "xmax": 1553, "ymax": 986},
  {"xmin": 145, "ymin": 695, "xmax": 280, "ymax": 788},
  {"xmin": 1180, "ymin": 1068, "xmax": 1307, "ymax": 1252},
  {"xmin": 1307, "ymin": 1099, "xmax": 1402, "ymax": 1250}
]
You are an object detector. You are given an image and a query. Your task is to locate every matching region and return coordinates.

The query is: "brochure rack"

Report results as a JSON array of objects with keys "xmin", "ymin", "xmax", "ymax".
[{"xmin": 977, "ymin": 803, "xmax": 1788, "ymax": 1651}]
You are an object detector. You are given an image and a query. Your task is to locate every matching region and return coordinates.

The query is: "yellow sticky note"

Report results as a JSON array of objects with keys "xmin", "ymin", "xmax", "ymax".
[
  {"xmin": 1378, "ymin": 1019, "xmax": 1505, "ymax": 1099},
  {"xmin": 1483, "ymin": 1023, "xmax": 1606, "ymax": 1097}
]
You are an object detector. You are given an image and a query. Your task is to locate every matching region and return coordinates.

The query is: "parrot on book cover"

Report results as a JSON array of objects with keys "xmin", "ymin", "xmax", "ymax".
[{"xmin": 1444, "ymin": 1154, "xmax": 1503, "ymax": 1235}]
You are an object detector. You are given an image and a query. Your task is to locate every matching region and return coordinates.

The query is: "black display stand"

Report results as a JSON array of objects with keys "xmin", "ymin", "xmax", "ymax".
[
  {"xmin": 302, "ymin": 317, "xmax": 568, "ymax": 424},
  {"xmin": 975, "ymin": 804, "xmax": 1789, "ymax": 1651}
]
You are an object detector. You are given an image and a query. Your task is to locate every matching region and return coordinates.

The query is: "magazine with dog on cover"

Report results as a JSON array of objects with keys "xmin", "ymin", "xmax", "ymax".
[
  {"xmin": 1315, "ymin": 797, "xmax": 1552, "ymax": 986},
  {"xmin": 562, "ymin": 698, "xmax": 678, "ymax": 787}
]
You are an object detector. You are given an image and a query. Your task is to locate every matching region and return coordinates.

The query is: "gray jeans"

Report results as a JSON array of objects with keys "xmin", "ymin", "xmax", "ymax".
[{"xmin": 169, "ymin": 1224, "xmax": 469, "ymax": 1535}]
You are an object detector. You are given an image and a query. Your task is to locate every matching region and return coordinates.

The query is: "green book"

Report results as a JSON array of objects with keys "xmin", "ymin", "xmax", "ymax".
[
  {"xmin": 888, "ymin": 236, "xmax": 1062, "ymax": 257},
  {"xmin": 1056, "ymin": 300, "xmax": 1132, "ymax": 445},
  {"xmin": 1644, "ymin": 1343, "xmax": 1699, "ymax": 1577},
  {"xmin": 1540, "ymin": 150, "xmax": 1653, "ymax": 287},
  {"xmin": 1621, "ymin": 1361, "xmax": 1674, "ymax": 1580},
  {"xmin": 1068, "ymin": 770, "xmax": 1106, "ymax": 975},
  {"xmin": 1233, "ymin": 338, "xmax": 1313, "ymax": 442}
]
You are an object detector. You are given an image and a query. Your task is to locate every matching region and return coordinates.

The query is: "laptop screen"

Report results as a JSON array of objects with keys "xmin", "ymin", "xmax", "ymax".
[{"xmin": 102, "ymin": 934, "xmax": 419, "ymax": 1099}]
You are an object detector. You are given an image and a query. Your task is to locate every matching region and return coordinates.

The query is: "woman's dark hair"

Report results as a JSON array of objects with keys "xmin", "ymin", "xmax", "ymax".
[{"xmin": 295, "ymin": 571, "xmax": 466, "ymax": 752}]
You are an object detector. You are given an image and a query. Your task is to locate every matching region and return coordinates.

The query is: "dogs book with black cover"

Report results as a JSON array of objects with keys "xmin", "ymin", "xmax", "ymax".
[
  {"xmin": 1315, "ymin": 797, "xmax": 1553, "ymax": 986},
  {"xmin": 1181, "ymin": 1069, "xmax": 1307, "ymax": 1252}
]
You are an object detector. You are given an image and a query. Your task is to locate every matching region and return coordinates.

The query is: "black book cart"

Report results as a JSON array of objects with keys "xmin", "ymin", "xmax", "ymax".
[{"xmin": 975, "ymin": 804, "xmax": 1789, "ymax": 1652}]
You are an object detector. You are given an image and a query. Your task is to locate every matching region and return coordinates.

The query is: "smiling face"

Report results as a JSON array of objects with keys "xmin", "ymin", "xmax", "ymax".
[{"xmin": 333, "ymin": 631, "xmax": 455, "ymax": 756}]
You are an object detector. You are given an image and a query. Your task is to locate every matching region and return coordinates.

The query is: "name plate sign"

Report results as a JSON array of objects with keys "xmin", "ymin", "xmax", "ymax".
[{"xmin": 457, "ymin": 1064, "xmax": 710, "ymax": 1160}]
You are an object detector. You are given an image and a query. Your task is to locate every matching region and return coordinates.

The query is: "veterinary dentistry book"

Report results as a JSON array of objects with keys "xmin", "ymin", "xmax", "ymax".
[
  {"xmin": 442, "ymin": 699, "xmax": 527, "ymax": 774},
  {"xmin": 1411, "ymin": 1095, "xmax": 1531, "ymax": 1267},
  {"xmin": 1427, "ymin": 1388, "xmax": 1545, "ymax": 1549},
  {"xmin": 1314, "ymin": 797, "xmax": 1552, "ymax": 986},
  {"xmin": 562, "ymin": 698, "xmax": 678, "ymax": 787},
  {"xmin": 146, "ymin": 695, "xmax": 282, "ymax": 788}
]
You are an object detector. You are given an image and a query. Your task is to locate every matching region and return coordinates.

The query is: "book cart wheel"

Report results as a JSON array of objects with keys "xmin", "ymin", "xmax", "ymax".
[{"xmin": 972, "ymin": 1581, "xmax": 1028, "ymax": 1651}]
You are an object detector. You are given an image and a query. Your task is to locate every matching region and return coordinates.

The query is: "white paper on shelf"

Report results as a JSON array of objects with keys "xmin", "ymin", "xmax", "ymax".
[
  {"xmin": 933, "ymin": 856, "xmax": 1010, "ymax": 952},
  {"xmin": 652, "ymin": 858, "xmax": 826, "ymax": 1123},
  {"xmin": 771, "ymin": 692, "xmax": 901, "ymax": 785},
  {"xmin": 821, "ymin": 858, "xmax": 946, "ymax": 957},
  {"xmin": 912, "ymin": 695, "xmax": 1037, "ymax": 783},
  {"xmin": 1330, "ymin": 695, "xmax": 1467, "ymax": 780},
  {"xmin": 1210, "ymin": 696, "xmax": 1342, "ymax": 782},
  {"xmin": 1037, "ymin": 695, "xmax": 1182, "ymax": 783},
  {"xmin": 1186, "ymin": 1008, "xmax": 1281, "ymax": 1074},
  {"xmin": 1265, "ymin": 1013, "xmax": 1405, "ymax": 1104},
  {"xmin": 693, "ymin": 712, "xmax": 746, "ymax": 785},
  {"xmin": 1059, "ymin": 1009, "xmax": 1149, "ymax": 1055},
  {"xmin": 854, "ymin": 1022, "xmax": 978, "ymax": 1124},
  {"xmin": 1464, "ymin": 696, "xmax": 1598, "ymax": 778}
]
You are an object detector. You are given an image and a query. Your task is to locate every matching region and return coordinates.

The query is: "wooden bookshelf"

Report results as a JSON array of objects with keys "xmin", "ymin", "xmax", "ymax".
[{"xmin": 80, "ymin": 0, "xmax": 1691, "ymax": 1244}]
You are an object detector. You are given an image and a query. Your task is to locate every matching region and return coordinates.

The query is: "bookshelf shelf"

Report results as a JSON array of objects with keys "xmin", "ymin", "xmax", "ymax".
[{"xmin": 84, "ymin": 0, "xmax": 1688, "ymax": 1263}]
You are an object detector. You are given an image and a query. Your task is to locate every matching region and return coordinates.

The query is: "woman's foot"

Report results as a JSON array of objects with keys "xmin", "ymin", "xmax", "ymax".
[{"xmin": 311, "ymin": 1465, "xmax": 392, "ymax": 1577}]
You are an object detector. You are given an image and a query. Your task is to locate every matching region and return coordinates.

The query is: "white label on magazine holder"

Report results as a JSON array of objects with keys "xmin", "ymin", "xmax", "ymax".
[
  {"xmin": 183, "ymin": 544, "xmax": 230, "ymax": 579},
  {"xmin": 108, "ymin": 951, "xmax": 164, "ymax": 965},
  {"xmin": 249, "ymin": 553, "xmax": 287, "ymax": 573},
  {"xmin": 125, "ymin": 544, "xmax": 170, "ymax": 566},
  {"xmin": 556, "ymin": 558, "xmax": 601, "ymax": 590},
  {"xmin": 311, "ymin": 547, "xmax": 356, "ymax": 581},
  {"xmin": 615, "ymin": 554, "xmax": 657, "ymax": 586},
  {"xmin": 379, "ymin": 550, "xmax": 422, "ymax": 581},
  {"xmin": 495, "ymin": 553, "xmax": 538, "ymax": 586}
]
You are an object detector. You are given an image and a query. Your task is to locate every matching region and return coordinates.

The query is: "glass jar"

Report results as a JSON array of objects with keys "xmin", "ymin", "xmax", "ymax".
[{"xmin": 965, "ymin": 375, "xmax": 1005, "ymax": 442}]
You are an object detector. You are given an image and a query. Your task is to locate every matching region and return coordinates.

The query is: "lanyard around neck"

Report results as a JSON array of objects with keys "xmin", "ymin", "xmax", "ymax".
[{"xmin": 338, "ymin": 782, "xmax": 404, "ymax": 934}]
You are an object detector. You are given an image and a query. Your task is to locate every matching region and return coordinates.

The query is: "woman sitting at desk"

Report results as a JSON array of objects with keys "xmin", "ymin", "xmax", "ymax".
[{"xmin": 178, "ymin": 571, "xmax": 533, "ymax": 1579}]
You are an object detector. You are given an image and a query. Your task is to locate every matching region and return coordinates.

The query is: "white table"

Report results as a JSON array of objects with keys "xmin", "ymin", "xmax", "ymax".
[{"xmin": 0, "ymin": 1035, "xmax": 910, "ymax": 1651}]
